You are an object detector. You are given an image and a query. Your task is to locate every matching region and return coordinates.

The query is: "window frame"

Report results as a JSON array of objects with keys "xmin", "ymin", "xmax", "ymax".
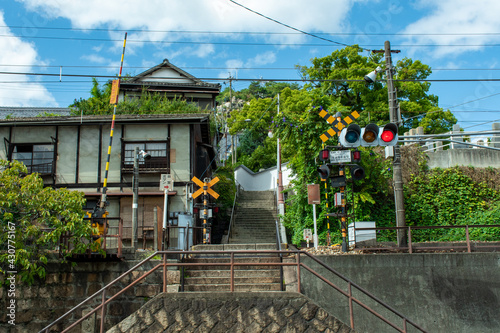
[
  {"xmin": 8, "ymin": 142, "xmax": 56, "ymax": 175},
  {"xmin": 121, "ymin": 140, "xmax": 170, "ymax": 173}
]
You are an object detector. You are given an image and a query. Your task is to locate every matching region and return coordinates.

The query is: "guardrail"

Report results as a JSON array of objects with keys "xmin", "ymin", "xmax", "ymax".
[
  {"xmin": 39, "ymin": 250, "xmax": 427, "ymax": 333},
  {"xmin": 351, "ymin": 224, "xmax": 500, "ymax": 253},
  {"xmin": 58, "ymin": 217, "xmax": 124, "ymax": 258}
]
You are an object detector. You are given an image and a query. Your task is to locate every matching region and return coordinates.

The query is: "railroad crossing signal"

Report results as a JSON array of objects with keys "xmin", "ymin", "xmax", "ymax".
[
  {"xmin": 318, "ymin": 108, "xmax": 361, "ymax": 142},
  {"xmin": 192, "ymin": 176, "xmax": 219, "ymax": 244},
  {"xmin": 192, "ymin": 176, "xmax": 219, "ymax": 199}
]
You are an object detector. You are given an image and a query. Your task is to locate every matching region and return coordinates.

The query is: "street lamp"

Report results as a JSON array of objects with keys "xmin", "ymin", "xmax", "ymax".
[{"xmin": 132, "ymin": 147, "xmax": 151, "ymax": 248}]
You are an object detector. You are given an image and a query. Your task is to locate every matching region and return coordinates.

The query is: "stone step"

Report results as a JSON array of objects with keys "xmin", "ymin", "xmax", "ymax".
[
  {"xmin": 191, "ymin": 244, "xmax": 284, "ymax": 251},
  {"xmin": 235, "ymin": 214, "xmax": 276, "ymax": 218},
  {"xmin": 182, "ymin": 283, "xmax": 282, "ymax": 292},
  {"xmin": 183, "ymin": 259, "xmax": 282, "ymax": 271},
  {"xmin": 186, "ymin": 269, "xmax": 280, "ymax": 278},
  {"xmin": 184, "ymin": 276, "xmax": 281, "ymax": 285},
  {"xmin": 233, "ymin": 225, "xmax": 276, "ymax": 230},
  {"xmin": 236, "ymin": 214, "xmax": 276, "ymax": 222}
]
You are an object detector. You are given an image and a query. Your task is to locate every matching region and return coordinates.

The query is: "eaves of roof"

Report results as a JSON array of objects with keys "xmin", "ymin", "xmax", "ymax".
[
  {"xmin": 128, "ymin": 59, "xmax": 201, "ymax": 83},
  {"xmin": 0, "ymin": 113, "xmax": 211, "ymax": 126},
  {"xmin": 120, "ymin": 81, "xmax": 221, "ymax": 91}
]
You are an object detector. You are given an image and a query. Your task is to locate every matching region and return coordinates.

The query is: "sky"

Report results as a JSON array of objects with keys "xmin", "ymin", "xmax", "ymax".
[{"xmin": 1, "ymin": 0, "xmax": 500, "ymax": 134}]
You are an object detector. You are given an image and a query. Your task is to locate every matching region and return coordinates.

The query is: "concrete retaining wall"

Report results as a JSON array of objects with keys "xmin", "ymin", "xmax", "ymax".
[
  {"xmin": 427, "ymin": 149, "xmax": 500, "ymax": 168},
  {"xmin": 300, "ymin": 253, "xmax": 500, "ymax": 333},
  {"xmin": 107, "ymin": 292, "xmax": 353, "ymax": 333}
]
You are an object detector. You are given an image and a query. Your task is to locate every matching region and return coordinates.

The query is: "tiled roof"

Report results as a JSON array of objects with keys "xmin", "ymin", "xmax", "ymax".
[{"xmin": 0, "ymin": 107, "xmax": 71, "ymax": 119}]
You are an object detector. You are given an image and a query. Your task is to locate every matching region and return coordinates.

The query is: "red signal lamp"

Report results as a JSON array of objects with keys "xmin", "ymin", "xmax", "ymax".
[
  {"xmin": 319, "ymin": 149, "xmax": 330, "ymax": 162},
  {"xmin": 352, "ymin": 150, "xmax": 361, "ymax": 163},
  {"xmin": 379, "ymin": 123, "xmax": 398, "ymax": 146}
]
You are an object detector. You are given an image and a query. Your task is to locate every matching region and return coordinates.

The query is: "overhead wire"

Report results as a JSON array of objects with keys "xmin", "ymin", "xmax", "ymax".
[
  {"xmin": 3, "ymin": 25, "xmax": 500, "ymax": 37},
  {"xmin": 3, "ymin": 70, "xmax": 500, "ymax": 83},
  {"xmin": 227, "ymin": 0, "xmax": 369, "ymax": 51},
  {"xmin": 4, "ymin": 32, "xmax": 500, "ymax": 48}
]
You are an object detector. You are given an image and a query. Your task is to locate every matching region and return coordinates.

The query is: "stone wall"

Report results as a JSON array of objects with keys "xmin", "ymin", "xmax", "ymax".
[
  {"xmin": 107, "ymin": 292, "xmax": 354, "ymax": 333},
  {"xmin": 0, "ymin": 259, "xmax": 179, "ymax": 333}
]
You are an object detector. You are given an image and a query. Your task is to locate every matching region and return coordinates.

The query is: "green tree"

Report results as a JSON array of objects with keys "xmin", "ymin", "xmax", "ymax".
[
  {"xmin": 298, "ymin": 45, "xmax": 457, "ymax": 133},
  {"xmin": 0, "ymin": 160, "xmax": 99, "ymax": 285},
  {"xmin": 70, "ymin": 78, "xmax": 113, "ymax": 114},
  {"xmin": 217, "ymin": 81, "xmax": 300, "ymax": 105}
]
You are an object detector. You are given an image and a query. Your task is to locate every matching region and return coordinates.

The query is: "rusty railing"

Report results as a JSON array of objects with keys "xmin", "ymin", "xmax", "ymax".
[
  {"xmin": 39, "ymin": 249, "xmax": 427, "ymax": 333},
  {"xmin": 351, "ymin": 224, "xmax": 500, "ymax": 253}
]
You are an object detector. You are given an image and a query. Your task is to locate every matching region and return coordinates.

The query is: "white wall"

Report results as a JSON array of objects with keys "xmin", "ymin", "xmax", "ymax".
[{"xmin": 234, "ymin": 164, "xmax": 292, "ymax": 191}]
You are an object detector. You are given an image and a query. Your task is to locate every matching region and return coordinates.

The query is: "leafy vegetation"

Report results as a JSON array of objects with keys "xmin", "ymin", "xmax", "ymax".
[
  {"xmin": 405, "ymin": 167, "xmax": 500, "ymax": 242},
  {"xmin": 224, "ymin": 45, "xmax": 497, "ymax": 246},
  {"xmin": 70, "ymin": 78, "xmax": 202, "ymax": 115},
  {"xmin": 0, "ymin": 161, "xmax": 100, "ymax": 285}
]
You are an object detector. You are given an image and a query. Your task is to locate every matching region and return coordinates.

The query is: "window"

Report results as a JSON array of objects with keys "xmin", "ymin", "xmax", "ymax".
[
  {"xmin": 10, "ymin": 143, "xmax": 55, "ymax": 174},
  {"xmin": 122, "ymin": 141, "xmax": 169, "ymax": 172}
]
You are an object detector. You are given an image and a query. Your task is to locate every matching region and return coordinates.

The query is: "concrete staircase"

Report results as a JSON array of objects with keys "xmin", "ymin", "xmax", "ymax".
[
  {"xmin": 229, "ymin": 190, "xmax": 278, "ymax": 244},
  {"xmin": 108, "ymin": 292, "xmax": 354, "ymax": 333},
  {"xmin": 182, "ymin": 244, "xmax": 283, "ymax": 292}
]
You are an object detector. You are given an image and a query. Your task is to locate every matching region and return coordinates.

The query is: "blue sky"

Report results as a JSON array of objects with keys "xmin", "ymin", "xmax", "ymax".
[{"xmin": 1, "ymin": 0, "xmax": 500, "ymax": 133}]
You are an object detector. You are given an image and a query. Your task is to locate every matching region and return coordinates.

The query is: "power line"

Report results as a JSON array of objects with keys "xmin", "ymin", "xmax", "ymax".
[
  {"xmin": 4, "ymin": 25, "xmax": 500, "ymax": 37},
  {"xmin": 4, "ymin": 64, "xmax": 500, "ymax": 74},
  {"xmin": 4, "ymin": 70, "xmax": 500, "ymax": 83},
  {"xmin": 228, "ymin": 0, "xmax": 364, "ymax": 50},
  {"xmin": 4, "ymin": 33, "xmax": 500, "ymax": 48},
  {"xmin": 4, "ymin": 63, "xmax": 500, "ymax": 72}
]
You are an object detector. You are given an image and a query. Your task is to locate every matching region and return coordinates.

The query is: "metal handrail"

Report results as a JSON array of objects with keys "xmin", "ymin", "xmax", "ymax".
[
  {"xmin": 40, "ymin": 249, "xmax": 427, "ymax": 333},
  {"xmin": 275, "ymin": 220, "xmax": 284, "ymax": 291},
  {"xmin": 226, "ymin": 184, "xmax": 239, "ymax": 241},
  {"xmin": 351, "ymin": 224, "xmax": 500, "ymax": 253},
  {"xmin": 38, "ymin": 251, "xmax": 162, "ymax": 333},
  {"xmin": 300, "ymin": 251, "xmax": 428, "ymax": 332}
]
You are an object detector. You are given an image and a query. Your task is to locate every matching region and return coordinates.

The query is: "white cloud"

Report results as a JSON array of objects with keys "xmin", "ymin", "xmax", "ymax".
[
  {"xmin": 81, "ymin": 54, "xmax": 107, "ymax": 64},
  {"xmin": 194, "ymin": 44, "xmax": 215, "ymax": 58},
  {"xmin": 18, "ymin": 0, "xmax": 356, "ymax": 47},
  {"xmin": 247, "ymin": 51, "xmax": 276, "ymax": 67},
  {"xmin": 402, "ymin": 0, "xmax": 500, "ymax": 57},
  {"xmin": 0, "ymin": 11, "xmax": 57, "ymax": 106}
]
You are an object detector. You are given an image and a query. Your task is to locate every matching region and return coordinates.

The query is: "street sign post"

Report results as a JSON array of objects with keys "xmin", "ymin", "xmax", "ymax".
[
  {"xmin": 160, "ymin": 174, "xmax": 172, "ymax": 191},
  {"xmin": 303, "ymin": 229, "xmax": 312, "ymax": 248}
]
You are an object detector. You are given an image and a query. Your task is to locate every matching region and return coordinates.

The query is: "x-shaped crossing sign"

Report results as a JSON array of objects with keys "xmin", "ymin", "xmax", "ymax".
[
  {"xmin": 192, "ymin": 176, "xmax": 219, "ymax": 199},
  {"xmin": 319, "ymin": 108, "xmax": 361, "ymax": 142}
]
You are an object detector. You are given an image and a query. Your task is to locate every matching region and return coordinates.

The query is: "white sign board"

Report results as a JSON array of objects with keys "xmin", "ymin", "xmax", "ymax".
[
  {"xmin": 334, "ymin": 192, "xmax": 343, "ymax": 207},
  {"xmin": 303, "ymin": 229, "xmax": 312, "ymax": 240},
  {"xmin": 160, "ymin": 174, "xmax": 172, "ymax": 191},
  {"xmin": 329, "ymin": 150, "xmax": 352, "ymax": 163}
]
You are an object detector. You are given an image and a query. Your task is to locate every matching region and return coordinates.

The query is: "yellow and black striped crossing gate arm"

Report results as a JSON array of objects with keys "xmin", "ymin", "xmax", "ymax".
[{"xmin": 318, "ymin": 109, "xmax": 361, "ymax": 143}]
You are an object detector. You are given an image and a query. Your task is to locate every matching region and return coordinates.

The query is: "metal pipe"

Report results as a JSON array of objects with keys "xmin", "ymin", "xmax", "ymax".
[
  {"xmin": 230, "ymin": 252, "xmax": 235, "ymax": 292},
  {"xmin": 132, "ymin": 146, "xmax": 139, "ymax": 248},
  {"xmin": 348, "ymin": 282, "xmax": 354, "ymax": 329},
  {"xmin": 100, "ymin": 289, "xmax": 106, "ymax": 333},
  {"xmin": 466, "ymin": 225, "xmax": 471, "ymax": 253}
]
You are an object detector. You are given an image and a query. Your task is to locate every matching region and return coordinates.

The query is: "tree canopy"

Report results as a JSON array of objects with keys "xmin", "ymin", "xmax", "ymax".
[
  {"xmin": 297, "ymin": 45, "xmax": 457, "ymax": 134},
  {"xmin": 0, "ymin": 161, "xmax": 99, "ymax": 285}
]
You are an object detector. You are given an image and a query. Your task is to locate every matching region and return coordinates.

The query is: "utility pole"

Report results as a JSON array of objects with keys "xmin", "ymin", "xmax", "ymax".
[
  {"xmin": 229, "ymin": 77, "xmax": 236, "ymax": 165},
  {"xmin": 384, "ymin": 40, "xmax": 407, "ymax": 247}
]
